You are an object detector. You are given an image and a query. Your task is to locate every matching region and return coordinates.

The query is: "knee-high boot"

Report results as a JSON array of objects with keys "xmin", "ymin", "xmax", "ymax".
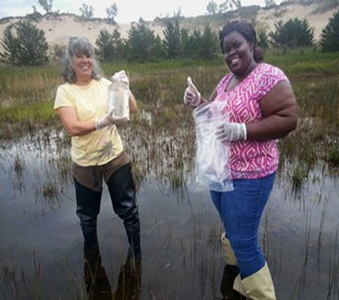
[
  {"xmin": 221, "ymin": 232, "xmax": 239, "ymax": 274},
  {"xmin": 233, "ymin": 262, "xmax": 277, "ymax": 300},
  {"xmin": 74, "ymin": 178, "xmax": 102, "ymax": 251},
  {"xmin": 221, "ymin": 232, "xmax": 238, "ymax": 265},
  {"xmin": 221, "ymin": 232, "xmax": 245, "ymax": 299},
  {"xmin": 107, "ymin": 164, "xmax": 141, "ymax": 263},
  {"xmin": 125, "ymin": 223, "xmax": 141, "ymax": 261},
  {"xmin": 220, "ymin": 264, "xmax": 247, "ymax": 300}
]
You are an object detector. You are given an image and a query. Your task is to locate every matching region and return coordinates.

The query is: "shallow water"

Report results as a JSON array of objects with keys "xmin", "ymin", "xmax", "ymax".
[{"xmin": 0, "ymin": 131, "xmax": 338, "ymax": 300}]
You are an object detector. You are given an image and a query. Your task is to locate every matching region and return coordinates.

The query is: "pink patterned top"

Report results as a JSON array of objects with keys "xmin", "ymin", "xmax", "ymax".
[{"xmin": 214, "ymin": 63, "xmax": 289, "ymax": 179}]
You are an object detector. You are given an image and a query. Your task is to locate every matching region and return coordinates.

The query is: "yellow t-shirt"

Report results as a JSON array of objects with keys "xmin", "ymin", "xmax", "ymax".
[{"xmin": 54, "ymin": 78, "xmax": 124, "ymax": 166}]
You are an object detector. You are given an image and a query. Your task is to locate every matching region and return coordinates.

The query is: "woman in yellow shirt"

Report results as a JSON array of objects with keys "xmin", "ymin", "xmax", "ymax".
[{"xmin": 54, "ymin": 37, "xmax": 140, "ymax": 289}]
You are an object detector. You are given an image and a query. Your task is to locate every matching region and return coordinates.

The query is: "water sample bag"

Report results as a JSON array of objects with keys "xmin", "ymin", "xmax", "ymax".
[{"xmin": 192, "ymin": 101, "xmax": 233, "ymax": 192}]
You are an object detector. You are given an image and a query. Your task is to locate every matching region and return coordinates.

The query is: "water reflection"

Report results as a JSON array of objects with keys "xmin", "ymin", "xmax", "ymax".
[
  {"xmin": 83, "ymin": 248, "xmax": 142, "ymax": 300},
  {"xmin": 0, "ymin": 129, "xmax": 338, "ymax": 300},
  {"xmin": 113, "ymin": 256, "xmax": 142, "ymax": 300}
]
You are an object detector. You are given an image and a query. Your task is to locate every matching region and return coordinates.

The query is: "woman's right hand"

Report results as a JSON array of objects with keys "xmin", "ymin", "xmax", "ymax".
[
  {"xmin": 112, "ymin": 70, "xmax": 129, "ymax": 86},
  {"xmin": 95, "ymin": 107, "xmax": 128, "ymax": 130},
  {"xmin": 183, "ymin": 77, "xmax": 201, "ymax": 107}
]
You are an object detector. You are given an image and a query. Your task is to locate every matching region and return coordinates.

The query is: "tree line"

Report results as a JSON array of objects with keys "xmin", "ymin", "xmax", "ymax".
[
  {"xmin": 36, "ymin": 0, "xmax": 339, "ymax": 20},
  {"xmin": 0, "ymin": 10, "xmax": 339, "ymax": 66}
]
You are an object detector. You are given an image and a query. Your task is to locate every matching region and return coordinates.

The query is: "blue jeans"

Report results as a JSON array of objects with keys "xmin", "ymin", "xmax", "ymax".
[{"xmin": 210, "ymin": 172, "xmax": 275, "ymax": 279}]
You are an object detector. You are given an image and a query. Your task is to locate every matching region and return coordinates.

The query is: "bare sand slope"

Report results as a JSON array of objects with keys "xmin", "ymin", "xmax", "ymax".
[
  {"xmin": 0, "ymin": 3, "xmax": 336, "ymax": 52},
  {"xmin": 256, "ymin": 3, "xmax": 335, "ymax": 42}
]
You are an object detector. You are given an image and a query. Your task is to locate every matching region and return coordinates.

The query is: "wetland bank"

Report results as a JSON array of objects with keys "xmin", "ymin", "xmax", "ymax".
[{"xmin": 0, "ymin": 51, "xmax": 339, "ymax": 299}]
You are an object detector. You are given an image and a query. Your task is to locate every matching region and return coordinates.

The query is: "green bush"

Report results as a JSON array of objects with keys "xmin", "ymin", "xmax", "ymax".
[
  {"xmin": 0, "ymin": 20, "xmax": 49, "ymax": 66},
  {"xmin": 269, "ymin": 18, "xmax": 315, "ymax": 48},
  {"xmin": 320, "ymin": 9, "xmax": 339, "ymax": 52}
]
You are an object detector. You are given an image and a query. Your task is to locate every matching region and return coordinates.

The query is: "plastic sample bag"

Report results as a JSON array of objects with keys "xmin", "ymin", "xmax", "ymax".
[{"xmin": 192, "ymin": 101, "xmax": 233, "ymax": 192}]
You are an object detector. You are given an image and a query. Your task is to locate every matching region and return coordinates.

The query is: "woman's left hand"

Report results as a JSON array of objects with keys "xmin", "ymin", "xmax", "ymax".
[{"xmin": 216, "ymin": 122, "xmax": 247, "ymax": 142}]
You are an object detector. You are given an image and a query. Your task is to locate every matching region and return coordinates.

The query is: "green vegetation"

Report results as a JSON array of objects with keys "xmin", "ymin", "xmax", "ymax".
[
  {"xmin": 126, "ymin": 21, "xmax": 164, "ymax": 62},
  {"xmin": 328, "ymin": 141, "xmax": 339, "ymax": 167},
  {"xmin": 0, "ymin": 20, "xmax": 49, "ymax": 66},
  {"xmin": 0, "ymin": 49, "xmax": 338, "ymax": 189},
  {"xmin": 269, "ymin": 18, "xmax": 315, "ymax": 48},
  {"xmin": 1, "ymin": 6, "xmax": 339, "ymax": 67},
  {"xmin": 105, "ymin": 3, "xmax": 118, "ymax": 24},
  {"xmin": 320, "ymin": 9, "xmax": 339, "ymax": 52},
  {"xmin": 38, "ymin": 0, "xmax": 53, "ymax": 14},
  {"xmin": 2, "ymin": 8, "xmax": 339, "ymax": 66},
  {"xmin": 79, "ymin": 3, "xmax": 94, "ymax": 19}
]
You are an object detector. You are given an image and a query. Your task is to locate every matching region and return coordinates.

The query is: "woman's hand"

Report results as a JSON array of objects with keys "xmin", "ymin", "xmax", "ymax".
[
  {"xmin": 184, "ymin": 77, "xmax": 201, "ymax": 107},
  {"xmin": 95, "ymin": 107, "xmax": 128, "ymax": 130},
  {"xmin": 216, "ymin": 122, "xmax": 247, "ymax": 142},
  {"xmin": 112, "ymin": 70, "xmax": 129, "ymax": 86}
]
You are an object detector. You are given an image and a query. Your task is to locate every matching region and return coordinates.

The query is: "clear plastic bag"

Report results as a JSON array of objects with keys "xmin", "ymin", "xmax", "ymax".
[{"xmin": 192, "ymin": 101, "xmax": 233, "ymax": 192}]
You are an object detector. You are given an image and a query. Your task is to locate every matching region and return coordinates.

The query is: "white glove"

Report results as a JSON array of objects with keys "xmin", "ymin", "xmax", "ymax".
[
  {"xmin": 95, "ymin": 107, "xmax": 128, "ymax": 130},
  {"xmin": 216, "ymin": 122, "xmax": 247, "ymax": 142},
  {"xmin": 183, "ymin": 76, "xmax": 201, "ymax": 107},
  {"xmin": 112, "ymin": 70, "xmax": 129, "ymax": 86}
]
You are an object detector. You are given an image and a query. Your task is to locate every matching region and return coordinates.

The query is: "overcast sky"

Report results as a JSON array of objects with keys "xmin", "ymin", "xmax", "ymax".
[{"xmin": 0, "ymin": 0, "xmax": 272, "ymax": 23}]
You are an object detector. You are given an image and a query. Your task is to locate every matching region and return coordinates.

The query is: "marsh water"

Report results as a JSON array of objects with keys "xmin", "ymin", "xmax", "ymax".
[{"xmin": 0, "ymin": 127, "xmax": 338, "ymax": 300}]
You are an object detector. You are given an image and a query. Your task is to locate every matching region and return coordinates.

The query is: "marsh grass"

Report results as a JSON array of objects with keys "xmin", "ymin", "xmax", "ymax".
[
  {"xmin": 327, "ymin": 226, "xmax": 339, "ymax": 300},
  {"xmin": 0, "ymin": 66, "xmax": 60, "ymax": 103},
  {"xmin": 328, "ymin": 141, "xmax": 339, "ymax": 167},
  {"xmin": 1, "ymin": 51, "xmax": 338, "ymax": 186},
  {"xmin": 1, "ymin": 51, "xmax": 339, "ymax": 299},
  {"xmin": 0, "ymin": 251, "xmax": 42, "ymax": 300},
  {"xmin": 1, "ymin": 100, "xmax": 56, "ymax": 122},
  {"xmin": 295, "ymin": 212, "xmax": 311, "ymax": 299},
  {"xmin": 1, "ymin": 50, "xmax": 337, "ymax": 153},
  {"xmin": 10, "ymin": 154, "xmax": 26, "ymax": 191}
]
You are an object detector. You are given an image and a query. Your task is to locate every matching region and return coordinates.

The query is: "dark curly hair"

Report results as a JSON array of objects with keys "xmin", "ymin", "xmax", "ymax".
[{"xmin": 219, "ymin": 20, "xmax": 264, "ymax": 63}]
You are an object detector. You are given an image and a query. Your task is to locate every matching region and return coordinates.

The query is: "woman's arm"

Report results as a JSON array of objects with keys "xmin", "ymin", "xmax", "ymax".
[
  {"xmin": 57, "ymin": 106, "xmax": 97, "ymax": 136},
  {"xmin": 208, "ymin": 88, "xmax": 218, "ymax": 102},
  {"xmin": 246, "ymin": 80, "xmax": 298, "ymax": 140},
  {"xmin": 193, "ymin": 86, "xmax": 217, "ymax": 105}
]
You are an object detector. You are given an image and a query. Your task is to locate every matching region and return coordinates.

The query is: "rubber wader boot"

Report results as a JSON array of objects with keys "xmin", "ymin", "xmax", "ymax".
[
  {"xmin": 221, "ymin": 232, "xmax": 239, "ymax": 274},
  {"xmin": 233, "ymin": 262, "xmax": 277, "ymax": 300},
  {"xmin": 125, "ymin": 227, "xmax": 142, "ymax": 269},
  {"xmin": 106, "ymin": 163, "xmax": 142, "ymax": 268},
  {"xmin": 221, "ymin": 265, "xmax": 247, "ymax": 300}
]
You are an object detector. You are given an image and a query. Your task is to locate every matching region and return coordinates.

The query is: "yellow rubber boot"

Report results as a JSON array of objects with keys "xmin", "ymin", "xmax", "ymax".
[
  {"xmin": 221, "ymin": 232, "xmax": 238, "ymax": 266},
  {"xmin": 233, "ymin": 263, "xmax": 276, "ymax": 300}
]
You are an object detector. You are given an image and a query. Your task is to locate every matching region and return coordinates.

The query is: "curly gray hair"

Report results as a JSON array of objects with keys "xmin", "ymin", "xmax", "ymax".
[{"xmin": 61, "ymin": 37, "xmax": 103, "ymax": 83}]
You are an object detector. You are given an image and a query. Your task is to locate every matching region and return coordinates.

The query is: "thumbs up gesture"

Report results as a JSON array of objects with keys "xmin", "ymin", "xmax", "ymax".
[{"xmin": 183, "ymin": 76, "xmax": 201, "ymax": 107}]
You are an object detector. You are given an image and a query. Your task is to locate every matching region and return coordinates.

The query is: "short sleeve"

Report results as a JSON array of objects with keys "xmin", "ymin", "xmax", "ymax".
[
  {"xmin": 256, "ymin": 64, "xmax": 289, "ymax": 98},
  {"xmin": 54, "ymin": 84, "xmax": 74, "ymax": 111}
]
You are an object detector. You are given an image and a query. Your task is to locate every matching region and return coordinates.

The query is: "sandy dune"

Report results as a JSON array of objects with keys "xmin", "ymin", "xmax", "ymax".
[{"xmin": 0, "ymin": 3, "xmax": 336, "ymax": 52}]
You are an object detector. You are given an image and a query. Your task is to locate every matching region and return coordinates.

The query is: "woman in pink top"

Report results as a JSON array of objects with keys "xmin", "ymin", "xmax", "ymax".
[{"xmin": 184, "ymin": 20, "xmax": 297, "ymax": 299}]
